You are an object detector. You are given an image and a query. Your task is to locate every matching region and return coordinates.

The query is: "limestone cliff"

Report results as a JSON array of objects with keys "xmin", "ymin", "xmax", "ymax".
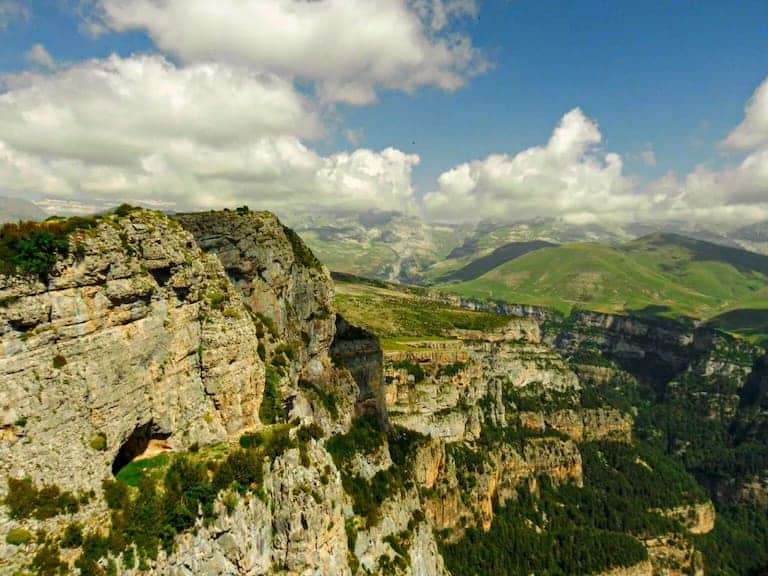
[
  {"xmin": 0, "ymin": 210, "xmax": 265, "ymax": 494},
  {"xmin": 174, "ymin": 211, "xmax": 335, "ymax": 377}
]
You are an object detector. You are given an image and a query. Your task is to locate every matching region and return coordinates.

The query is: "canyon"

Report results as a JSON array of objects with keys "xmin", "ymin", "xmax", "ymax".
[{"xmin": 0, "ymin": 208, "xmax": 766, "ymax": 575}]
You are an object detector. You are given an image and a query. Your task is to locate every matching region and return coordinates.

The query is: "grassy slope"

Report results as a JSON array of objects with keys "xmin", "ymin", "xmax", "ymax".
[
  {"xmin": 333, "ymin": 275, "xmax": 510, "ymax": 345},
  {"xmin": 443, "ymin": 235, "xmax": 768, "ymax": 329},
  {"xmin": 434, "ymin": 240, "xmax": 556, "ymax": 283}
]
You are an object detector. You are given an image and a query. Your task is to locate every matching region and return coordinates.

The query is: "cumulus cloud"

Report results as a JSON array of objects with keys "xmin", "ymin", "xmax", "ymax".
[
  {"xmin": 424, "ymin": 101, "xmax": 768, "ymax": 227},
  {"xmin": 423, "ymin": 109, "xmax": 638, "ymax": 223},
  {"xmin": 25, "ymin": 44, "xmax": 56, "ymax": 69},
  {"xmin": 90, "ymin": 0, "xmax": 486, "ymax": 104},
  {"xmin": 723, "ymin": 76, "xmax": 768, "ymax": 152},
  {"xmin": 0, "ymin": 54, "xmax": 419, "ymax": 213},
  {"xmin": 0, "ymin": 0, "xmax": 29, "ymax": 29}
]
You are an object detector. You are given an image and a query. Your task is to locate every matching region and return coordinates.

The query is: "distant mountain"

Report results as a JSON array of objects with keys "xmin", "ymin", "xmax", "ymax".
[
  {"xmin": 441, "ymin": 232, "xmax": 768, "ymax": 325},
  {"xmin": 435, "ymin": 240, "xmax": 557, "ymax": 283},
  {"xmin": 0, "ymin": 196, "xmax": 46, "ymax": 223},
  {"xmin": 282, "ymin": 210, "xmax": 468, "ymax": 283},
  {"xmin": 284, "ymin": 209, "xmax": 768, "ymax": 285},
  {"xmin": 734, "ymin": 221, "xmax": 768, "ymax": 242}
]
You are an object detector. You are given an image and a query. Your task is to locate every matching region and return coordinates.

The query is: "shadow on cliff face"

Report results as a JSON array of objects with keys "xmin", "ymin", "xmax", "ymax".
[
  {"xmin": 330, "ymin": 315, "xmax": 387, "ymax": 424},
  {"xmin": 112, "ymin": 420, "xmax": 172, "ymax": 476}
]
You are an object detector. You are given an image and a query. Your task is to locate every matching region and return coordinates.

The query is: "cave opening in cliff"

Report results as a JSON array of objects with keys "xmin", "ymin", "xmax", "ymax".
[{"xmin": 111, "ymin": 421, "xmax": 172, "ymax": 476}]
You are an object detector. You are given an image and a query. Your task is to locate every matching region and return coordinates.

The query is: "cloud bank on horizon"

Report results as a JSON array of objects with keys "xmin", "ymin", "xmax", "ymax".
[{"xmin": 0, "ymin": 0, "xmax": 766, "ymax": 227}]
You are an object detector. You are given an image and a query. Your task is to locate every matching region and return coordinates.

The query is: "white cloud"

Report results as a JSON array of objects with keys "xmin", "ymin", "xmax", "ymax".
[
  {"xmin": 0, "ymin": 54, "xmax": 321, "ymax": 161},
  {"xmin": 423, "ymin": 109, "xmax": 638, "ymax": 223},
  {"xmin": 344, "ymin": 128, "xmax": 364, "ymax": 147},
  {"xmin": 723, "ymin": 76, "xmax": 768, "ymax": 152},
  {"xmin": 25, "ymin": 44, "xmax": 56, "ymax": 69},
  {"xmin": 424, "ymin": 102, "xmax": 768, "ymax": 227},
  {"xmin": 0, "ymin": 54, "xmax": 419, "ymax": 213},
  {"xmin": 640, "ymin": 146, "xmax": 656, "ymax": 167},
  {"xmin": 410, "ymin": 0, "xmax": 478, "ymax": 31},
  {"xmin": 0, "ymin": 0, "xmax": 29, "ymax": 29},
  {"xmin": 91, "ymin": 0, "xmax": 486, "ymax": 104}
]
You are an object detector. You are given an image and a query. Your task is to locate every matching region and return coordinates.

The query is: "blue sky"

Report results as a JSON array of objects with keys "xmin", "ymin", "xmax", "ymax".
[
  {"xmin": 339, "ymin": 0, "xmax": 768, "ymax": 192},
  {"xmin": 0, "ymin": 0, "xmax": 767, "ymax": 224}
]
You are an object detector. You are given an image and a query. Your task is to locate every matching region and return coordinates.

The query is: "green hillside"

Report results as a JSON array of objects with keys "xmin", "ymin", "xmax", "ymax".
[
  {"xmin": 434, "ymin": 240, "xmax": 556, "ymax": 283},
  {"xmin": 331, "ymin": 272, "xmax": 510, "ymax": 345},
  {"xmin": 443, "ymin": 233, "xmax": 768, "ymax": 331}
]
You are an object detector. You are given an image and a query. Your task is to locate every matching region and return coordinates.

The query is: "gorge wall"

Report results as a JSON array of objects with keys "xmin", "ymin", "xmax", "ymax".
[{"xmin": 1, "ymin": 208, "xmax": 764, "ymax": 576}]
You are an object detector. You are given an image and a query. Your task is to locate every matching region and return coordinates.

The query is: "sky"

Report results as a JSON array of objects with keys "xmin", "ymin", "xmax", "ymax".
[{"xmin": 0, "ymin": 0, "xmax": 767, "ymax": 227}]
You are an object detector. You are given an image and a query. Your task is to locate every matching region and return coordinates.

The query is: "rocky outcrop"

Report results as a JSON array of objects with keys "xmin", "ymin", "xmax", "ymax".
[
  {"xmin": 653, "ymin": 502, "xmax": 715, "ymax": 535},
  {"xmin": 597, "ymin": 560, "xmax": 654, "ymax": 576},
  {"xmin": 520, "ymin": 408, "xmax": 633, "ymax": 442},
  {"xmin": 175, "ymin": 211, "xmax": 335, "ymax": 377},
  {"xmin": 383, "ymin": 326, "xmax": 580, "ymax": 442},
  {"xmin": 331, "ymin": 316, "xmax": 385, "ymax": 418},
  {"xmin": 0, "ymin": 211, "xmax": 264, "ymax": 494},
  {"xmin": 642, "ymin": 533, "xmax": 704, "ymax": 576},
  {"xmin": 422, "ymin": 438, "xmax": 583, "ymax": 535}
]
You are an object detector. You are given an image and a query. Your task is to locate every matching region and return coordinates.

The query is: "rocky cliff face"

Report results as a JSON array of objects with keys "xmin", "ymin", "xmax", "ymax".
[
  {"xmin": 174, "ymin": 211, "xmax": 335, "ymax": 377},
  {"xmin": 0, "ymin": 209, "xmax": 446, "ymax": 576},
  {"xmin": 0, "ymin": 211, "xmax": 264, "ymax": 494}
]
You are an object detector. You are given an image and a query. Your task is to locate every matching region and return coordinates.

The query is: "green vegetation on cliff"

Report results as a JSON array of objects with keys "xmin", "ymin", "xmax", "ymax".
[
  {"xmin": 441, "ymin": 478, "xmax": 649, "ymax": 576},
  {"xmin": 442, "ymin": 441, "xmax": 704, "ymax": 575},
  {"xmin": 0, "ymin": 205, "xmax": 143, "ymax": 279},
  {"xmin": 333, "ymin": 272, "xmax": 510, "ymax": 340}
]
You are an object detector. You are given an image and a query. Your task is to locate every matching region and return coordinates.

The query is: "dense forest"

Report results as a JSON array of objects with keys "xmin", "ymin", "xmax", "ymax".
[{"xmin": 441, "ymin": 441, "xmax": 704, "ymax": 575}]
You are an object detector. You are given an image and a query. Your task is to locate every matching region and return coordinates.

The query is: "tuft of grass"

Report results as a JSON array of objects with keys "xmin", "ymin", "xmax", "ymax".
[
  {"xmin": 5, "ymin": 528, "xmax": 33, "ymax": 546},
  {"xmin": 89, "ymin": 432, "xmax": 107, "ymax": 452},
  {"xmin": 115, "ymin": 453, "xmax": 171, "ymax": 487}
]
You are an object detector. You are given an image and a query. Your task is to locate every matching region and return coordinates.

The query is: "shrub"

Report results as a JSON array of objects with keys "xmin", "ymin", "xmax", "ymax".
[
  {"xmin": 273, "ymin": 343, "xmax": 296, "ymax": 361},
  {"xmin": 52, "ymin": 354, "xmax": 67, "ymax": 369},
  {"xmin": 35, "ymin": 484, "xmax": 80, "ymax": 519},
  {"xmin": 4, "ymin": 477, "xmax": 37, "ymax": 519},
  {"xmin": 206, "ymin": 290, "xmax": 227, "ymax": 310},
  {"xmin": 252, "ymin": 312, "xmax": 278, "ymax": 338},
  {"xmin": 121, "ymin": 547, "xmax": 136, "ymax": 570},
  {"xmin": 259, "ymin": 366, "xmax": 284, "ymax": 424},
  {"xmin": 326, "ymin": 415, "xmax": 385, "ymax": 464},
  {"xmin": 61, "ymin": 523, "xmax": 84, "ymax": 548},
  {"xmin": 114, "ymin": 204, "xmax": 139, "ymax": 217},
  {"xmin": 282, "ymin": 225, "xmax": 322, "ymax": 271},
  {"xmin": 262, "ymin": 425, "xmax": 295, "ymax": 460},
  {"xmin": 392, "ymin": 359, "xmax": 425, "ymax": 383},
  {"xmin": 5, "ymin": 528, "xmax": 32, "ymax": 546},
  {"xmin": 163, "ymin": 456, "xmax": 216, "ymax": 532},
  {"xmin": 213, "ymin": 449, "xmax": 264, "ymax": 493},
  {"xmin": 30, "ymin": 543, "xmax": 64, "ymax": 576},
  {"xmin": 297, "ymin": 423, "xmax": 324, "ymax": 443},
  {"xmin": 239, "ymin": 431, "xmax": 266, "ymax": 449},
  {"xmin": 4, "ymin": 477, "xmax": 78, "ymax": 520},
  {"xmin": 298, "ymin": 379, "xmax": 339, "ymax": 419},
  {"xmin": 90, "ymin": 432, "xmax": 107, "ymax": 451},
  {"xmin": 0, "ymin": 217, "xmax": 98, "ymax": 279}
]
